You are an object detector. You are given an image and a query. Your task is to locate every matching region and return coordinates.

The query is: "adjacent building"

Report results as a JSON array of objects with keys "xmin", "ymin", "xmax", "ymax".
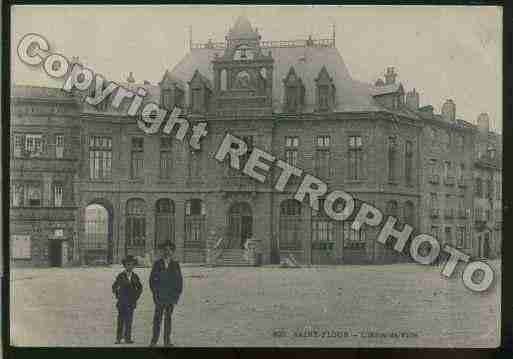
[{"xmin": 10, "ymin": 16, "xmax": 502, "ymax": 267}]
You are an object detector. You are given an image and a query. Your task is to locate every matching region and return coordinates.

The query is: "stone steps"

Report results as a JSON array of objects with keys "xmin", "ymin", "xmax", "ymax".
[{"xmin": 213, "ymin": 249, "xmax": 253, "ymax": 267}]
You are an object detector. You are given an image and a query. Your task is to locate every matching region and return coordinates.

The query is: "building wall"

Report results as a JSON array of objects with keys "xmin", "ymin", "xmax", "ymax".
[{"xmin": 10, "ymin": 91, "xmax": 502, "ymax": 266}]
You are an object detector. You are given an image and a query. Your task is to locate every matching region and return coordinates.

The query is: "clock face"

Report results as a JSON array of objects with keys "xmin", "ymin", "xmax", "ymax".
[{"xmin": 235, "ymin": 70, "xmax": 251, "ymax": 89}]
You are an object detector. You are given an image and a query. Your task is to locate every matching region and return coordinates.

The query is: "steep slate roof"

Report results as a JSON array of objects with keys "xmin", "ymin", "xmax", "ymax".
[
  {"xmin": 11, "ymin": 85, "xmax": 75, "ymax": 102},
  {"xmin": 167, "ymin": 46, "xmax": 383, "ymax": 113}
]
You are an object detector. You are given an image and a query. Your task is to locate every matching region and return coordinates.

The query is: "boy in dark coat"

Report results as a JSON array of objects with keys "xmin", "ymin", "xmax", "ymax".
[
  {"xmin": 112, "ymin": 255, "xmax": 143, "ymax": 344},
  {"xmin": 149, "ymin": 241, "xmax": 183, "ymax": 347}
]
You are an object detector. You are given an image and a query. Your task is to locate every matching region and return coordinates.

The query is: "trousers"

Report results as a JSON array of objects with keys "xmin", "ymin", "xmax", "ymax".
[
  {"xmin": 116, "ymin": 305, "xmax": 135, "ymax": 341},
  {"xmin": 151, "ymin": 303, "xmax": 174, "ymax": 344}
]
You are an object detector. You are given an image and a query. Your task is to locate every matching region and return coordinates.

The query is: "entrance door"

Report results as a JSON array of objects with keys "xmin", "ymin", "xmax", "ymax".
[
  {"xmin": 227, "ymin": 203, "xmax": 253, "ymax": 248},
  {"xmin": 49, "ymin": 240, "xmax": 62, "ymax": 267}
]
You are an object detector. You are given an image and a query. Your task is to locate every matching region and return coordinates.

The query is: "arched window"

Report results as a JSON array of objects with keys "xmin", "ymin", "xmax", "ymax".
[
  {"xmin": 279, "ymin": 200, "xmax": 302, "ymax": 250},
  {"xmin": 155, "ymin": 199, "xmax": 175, "ymax": 249},
  {"xmin": 404, "ymin": 201, "xmax": 415, "ymax": 226},
  {"xmin": 126, "ymin": 199, "xmax": 146, "ymax": 251},
  {"xmin": 84, "ymin": 204, "xmax": 109, "ymax": 254},
  {"xmin": 185, "ymin": 199, "xmax": 206, "ymax": 246}
]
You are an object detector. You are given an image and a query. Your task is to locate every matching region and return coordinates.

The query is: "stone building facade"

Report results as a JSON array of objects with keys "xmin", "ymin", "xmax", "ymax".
[{"xmin": 10, "ymin": 16, "xmax": 502, "ymax": 267}]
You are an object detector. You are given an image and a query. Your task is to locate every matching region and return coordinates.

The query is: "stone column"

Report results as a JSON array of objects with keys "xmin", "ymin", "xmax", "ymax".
[{"xmin": 174, "ymin": 199, "xmax": 186, "ymax": 262}]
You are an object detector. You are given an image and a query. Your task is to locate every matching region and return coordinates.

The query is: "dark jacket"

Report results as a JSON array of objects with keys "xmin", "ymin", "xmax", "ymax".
[
  {"xmin": 149, "ymin": 259, "xmax": 183, "ymax": 305},
  {"xmin": 112, "ymin": 271, "xmax": 143, "ymax": 308}
]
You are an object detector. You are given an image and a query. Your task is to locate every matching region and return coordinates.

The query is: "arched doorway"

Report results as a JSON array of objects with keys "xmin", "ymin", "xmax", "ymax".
[
  {"xmin": 83, "ymin": 203, "xmax": 113, "ymax": 264},
  {"xmin": 155, "ymin": 199, "xmax": 175, "ymax": 249},
  {"xmin": 227, "ymin": 202, "xmax": 253, "ymax": 249}
]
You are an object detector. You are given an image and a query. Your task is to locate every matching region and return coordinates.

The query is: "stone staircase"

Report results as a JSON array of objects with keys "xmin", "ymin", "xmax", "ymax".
[{"xmin": 212, "ymin": 248, "xmax": 253, "ymax": 267}]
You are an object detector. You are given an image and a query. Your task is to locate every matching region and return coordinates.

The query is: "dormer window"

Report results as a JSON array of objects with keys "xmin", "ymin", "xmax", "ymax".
[
  {"xmin": 189, "ymin": 70, "xmax": 212, "ymax": 114},
  {"xmin": 319, "ymin": 85, "xmax": 329, "ymax": 110},
  {"xmin": 315, "ymin": 66, "xmax": 335, "ymax": 112},
  {"xmin": 283, "ymin": 67, "xmax": 305, "ymax": 113}
]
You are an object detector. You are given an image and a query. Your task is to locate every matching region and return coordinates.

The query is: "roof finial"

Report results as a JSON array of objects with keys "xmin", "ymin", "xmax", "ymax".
[{"xmin": 332, "ymin": 23, "xmax": 336, "ymax": 47}]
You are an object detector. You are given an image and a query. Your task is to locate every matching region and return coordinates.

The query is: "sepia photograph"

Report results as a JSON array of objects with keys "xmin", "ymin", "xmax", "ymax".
[{"xmin": 8, "ymin": 5, "xmax": 502, "ymax": 348}]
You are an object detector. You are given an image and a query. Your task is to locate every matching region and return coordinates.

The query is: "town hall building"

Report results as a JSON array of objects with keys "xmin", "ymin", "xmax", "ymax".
[{"xmin": 10, "ymin": 16, "xmax": 502, "ymax": 267}]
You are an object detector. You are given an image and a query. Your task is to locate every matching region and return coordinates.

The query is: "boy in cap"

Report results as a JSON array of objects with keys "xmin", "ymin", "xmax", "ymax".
[{"xmin": 112, "ymin": 255, "xmax": 143, "ymax": 344}]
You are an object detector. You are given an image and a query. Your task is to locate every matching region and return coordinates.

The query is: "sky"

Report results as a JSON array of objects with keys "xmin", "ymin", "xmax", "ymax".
[{"xmin": 11, "ymin": 5, "xmax": 502, "ymax": 133}]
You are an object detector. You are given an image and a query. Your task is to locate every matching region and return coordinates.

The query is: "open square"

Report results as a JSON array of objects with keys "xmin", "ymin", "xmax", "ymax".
[{"xmin": 11, "ymin": 261, "xmax": 500, "ymax": 347}]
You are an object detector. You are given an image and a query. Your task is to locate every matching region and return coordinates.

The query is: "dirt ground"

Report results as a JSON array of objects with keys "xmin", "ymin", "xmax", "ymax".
[{"xmin": 10, "ymin": 260, "xmax": 500, "ymax": 347}]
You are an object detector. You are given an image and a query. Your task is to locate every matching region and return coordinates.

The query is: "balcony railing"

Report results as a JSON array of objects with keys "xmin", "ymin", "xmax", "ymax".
[
  {"xmin": 444, "ymin": 208, "xmax": 454, "ymax": 219},
  {"xmin": 428, "ymin": 174, "xmax": 440, "ymax": 184},
  {"xmin": 430, "ymin": 208, "xmax": 439, "ymax": 218},
  {"xmin": 191, "ymin": 37, "xmax": 335, "ymax": 50},
  {"xmin": 444, "ymin": 176, "xmax": 455, "ymax": 186}
]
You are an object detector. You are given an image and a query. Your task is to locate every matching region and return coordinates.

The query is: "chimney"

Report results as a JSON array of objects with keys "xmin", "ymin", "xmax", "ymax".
[
  {"xmin": 406, "ymin": 88, "xmax": 420, "ymax": 110},
  {"xmin": 127, "ymin": 72, "xmax": 135, "ymax": 83},
  {"xmin": 374, "ymin": 78, "xmax": 385, "ymax": 87},
  {"xmin": 477, "ymin": 112, "xmax": 490, "ymax": 133},
  {"xmin": 441, "ymin": 99, "xmax": 456, "ymax": 122},
  {"xmin": 384, "ymin": 67, "xmax": 397, "ymax": 85}
]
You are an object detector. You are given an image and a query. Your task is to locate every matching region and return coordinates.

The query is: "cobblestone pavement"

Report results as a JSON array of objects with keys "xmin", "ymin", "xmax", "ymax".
[{"xmin": 10, "ymin": 260, "xmax": 500, "ymax": 347}]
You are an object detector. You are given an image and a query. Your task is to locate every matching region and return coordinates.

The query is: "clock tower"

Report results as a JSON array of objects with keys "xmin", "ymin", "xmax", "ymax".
[{"xmin": 212, "ymin": 16, "xmax": 274, "ymax": 117}]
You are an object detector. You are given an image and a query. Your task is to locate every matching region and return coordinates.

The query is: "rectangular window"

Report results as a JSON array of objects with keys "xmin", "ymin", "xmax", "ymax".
[
  {"xmin": 315, "ymin": 136, "xmax": 331, "ymax": 179},
  {"xmin": 457, "ymin": 227, "xmax": 465, "ymax": 248},
  {"xmin": 312, "ymin": 219, "xmax": 333, "ymax": 242},
  {"xmin": 11, "ymin": 235, "xmax": 31, "ymax": 259},
  {"xmin": 458, "ymin": 163, "xmax": 465, "ymax": 180},
  {"xmin": 230, "ymin": 135, "xmax": 254, "ymax": 177},
  {"xmin": 12, "ymin": 184, "xmax": 24, "ymax": 207},
  {"xmin": 388, "ymin": 136, "xmax": 398, "ymax": 182},
  {"xmin": 405, "ymin": 141, "xmax": 413, "ymax": 185},
  {"xmin": 348, "ymin": 135, "xmax": 363, "ymax": 180},
  {"xmin": 430, "ymin": 193, "xmax": 438, "ymax": 209},
  {"xmin": 445, "ymin": 227, "xmax": 452, "ymax": 245},
  {"xmin": 89, "ymin": 136, "xmax": 112, "ymax": 180},
  {"xmin": 25, "ymin": 134, "xmax": 43, "ymax": 157},
  {"xmin": 14, "ymin": 134, "xmax": 24, "ymax": 157},
  {"xmin": 444, "ymin": 161, "xmax": 451, "ymax": 179},
  {"xmin": 159, "ymin": 137, "xmax": 173, "ymax": 179},
  {"xmin": 343, "ymin": 222, "xmax": 366, "ymax": 248},
  {"xmin": 429, "ymin": 159, "xmax": 437, "ymax": 175},
  {"xmin": 431, "ymin": 226, "xmax": 440, "ymax": 240},
  {"xmin": 131, "ymin": 137, "xmax": 144, "ymax": 180},
  {"xmin": 55, "ymin": 134, "xmax": 64, "ymax": 158},
  {"xmin": 285, "ymin": 136, "xmax": 299, "ymax": 167},
  {"xmin": 487, "ymin": 179, "xmax": 493, "ymax": 199},
  {"xmin": 54, "ymin": 183, "xmax": 63, "ymax": 207},
  {"xmin": 189, "ymin": 151, "xmax": 202, "ymax": 180},
  {"xmin": 26, "ymin": 183, "xmax": 42, "ymax": 207}
]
